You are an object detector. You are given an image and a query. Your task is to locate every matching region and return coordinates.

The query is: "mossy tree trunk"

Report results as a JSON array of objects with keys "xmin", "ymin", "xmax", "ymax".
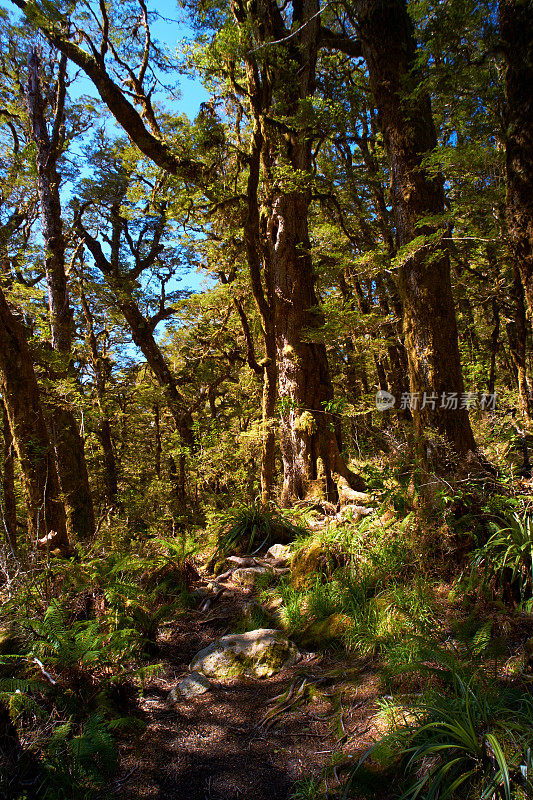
[
  {"xmin": 0, "ymin": 287, "xmax": 69, "ymax": 549},
  {"xmin": 506, "ymin": 265, "xmax": 531, "ymax": 422},
  {"xmin": 233, "ymin": 0, "xmax": 365, "ymax": 504},
  {"xmin": 1, "ymin": 400, "xmax": 17, "ymax": 551},
  {"xmin": 499, "ymin": 0, "xmax": 533, "ymax": 319},
  {"xmin": 357, "ymin": 0, "xmax": 476, "ymax": 456},
  {"xmin": 27, "ymin": 49, "xmax": 95, "ymax": 539}
]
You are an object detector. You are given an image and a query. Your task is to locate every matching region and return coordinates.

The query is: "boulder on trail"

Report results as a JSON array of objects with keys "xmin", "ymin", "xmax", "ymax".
[
  {"xmin": 169, "ymin": 671, "xmax": 213, "ymax": 700},
  {"xmin": 232, "ymin": 566, "xmax": 271, "ymax": 585},
  {"xmin": 265, "ymin": 543, "xmax": 291, "ymax": 562},
  {"xmin": 190, "ymin": 629, "xmax": 300, "ymax": 681}
]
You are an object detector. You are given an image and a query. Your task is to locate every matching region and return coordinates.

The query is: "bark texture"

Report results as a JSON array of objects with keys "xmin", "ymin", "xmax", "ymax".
[
  {"xmin": 233, "ymin": 0, "xmax": 365, "ymax": 504},
  {"xmin": 1, "ymin": 400, "xmax": 17, "ymax": 550},
  {"xmin": 357, "ymin": 0, "xmax": 476, "ymax": 456},
  {"xmin": 27, "ymin": 49, "xmax": 95, "ymax": 539},
  {"xmin": 506, "ymin": 266, "xmax": 531, "ymax": 421},
  {"xmin": 0, "ymin": 287, "xmax": 68, "ymax": 548},
  {"xmin": 499, "ymin": 0, "xmax": 533, "ymax": 318}
]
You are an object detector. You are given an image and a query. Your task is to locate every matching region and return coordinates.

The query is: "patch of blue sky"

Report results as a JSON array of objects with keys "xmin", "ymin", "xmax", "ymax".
[{"xmin": 1, "ymin": 0, "xmax": 215, "ymax": 349}]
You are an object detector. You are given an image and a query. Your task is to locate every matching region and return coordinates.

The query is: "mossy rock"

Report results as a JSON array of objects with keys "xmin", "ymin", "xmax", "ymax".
[
  {"xmin": 290, "ymin": 540, "xmax": 349, "ymax": 588},
  {"xmin": 290, "ymin": 541, "xmax": 326, "ymax": 588},
  {"xmin": 211, "ymin": 558, "xmax": 227, "ymax": 576},
  {"xmin": 190, "ymin": 629, "xmax": 300, "ymax": 682},
  {"xmin": 169, "ymin": 671, "xmax": 213, "ymax": 701},
  {"xmin": 300, "ymin": 613, "xmax": 354, "ymax": 648}
]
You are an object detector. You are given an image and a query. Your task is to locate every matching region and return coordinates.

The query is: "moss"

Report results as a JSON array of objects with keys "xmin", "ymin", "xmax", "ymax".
[
  {"xmin": 300, "ymin": 613, "xmax": 354, "ymax": 648},
  {"xmin": 190, "ymin": 630, "xmax": 300, "ymax": 681},
  {"xmin": 295, "ymin": 411, "xmax": 316, "ymax": 435},
  {"xmin": 290, "ymin": 541, "xmax": 326, "ymax": 588}
]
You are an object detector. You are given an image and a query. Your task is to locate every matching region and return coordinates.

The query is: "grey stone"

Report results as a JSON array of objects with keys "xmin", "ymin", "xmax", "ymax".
[
  {"xmin": 265, "ymin": 544, "xmax": 291, "ymax": 562},
  {"xmin": 190, "ymin": 628, "xmax": 300, "ymax": 682},
  {"xmin": 169, "ymin": 671, "xmax": 213, "ymax": 701}
]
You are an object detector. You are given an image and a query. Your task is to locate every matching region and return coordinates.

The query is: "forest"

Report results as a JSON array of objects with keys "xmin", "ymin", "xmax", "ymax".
[{"xmin": 1, "ymin": 0, "xmax": 533, "ymax": 796}]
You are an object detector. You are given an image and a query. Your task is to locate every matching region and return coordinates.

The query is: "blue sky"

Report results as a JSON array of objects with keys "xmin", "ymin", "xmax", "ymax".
[
  {"xmin": 0, "ymin": 0, "xmax": 215, "ymax": 341},
  {"xmin": 1, "ymin": 0, "xmax": 210, "ymax": 114}
]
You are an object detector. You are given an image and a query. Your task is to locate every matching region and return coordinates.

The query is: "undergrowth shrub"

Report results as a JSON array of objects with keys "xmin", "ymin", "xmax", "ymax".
[
  {"xmin": 472, "ymin": 512, "xmax": 533, "ymax": 609},
  {"xmin": 0, "ymin": 532, "xmax": 196, "ymax": 798},
  {"xmin": 344, "ymin": 672, "xmax": 533, "ymax": 800},
  {"xmin": 210, "ymin": 500, "xmax": 308, "ymax": 559},
  {"xmin": 262, "ymin": 515, "xmax": 423, "ymax": 653}
]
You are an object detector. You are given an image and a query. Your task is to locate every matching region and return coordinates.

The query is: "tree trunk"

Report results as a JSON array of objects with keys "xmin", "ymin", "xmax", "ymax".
[
  {"xmin": 154, "ymin": 403, "xmax": 162, "ymax": 479},
  {"xmin": 1, "ymin": 400, "xmax": 17, "ymax": 551},
  {"xmin": 489, "ymin": 296, "xmax": 500, "ymax": 397},
  {"xmin": 0, "ymin": 287, "xmax": 68, "ymax": 549},
  {"xmin": 357, "ymin": 0, "xmax": 476, "ymax": 456},
  {"xmin": 232, "ymin": 0, "xmax": 365, "ymax": 504},
  {"xmin": 79, "ymin": 224, "xmax": 193, "ymax": 508},
  {"xmin": 27, "ymin": 49, "xmax": 95, "ymax": 539},
  {"xmin": 499, "ymin": 0, "xmax": 533, "ymax": 317},
  {"xmin": 506, "ymin": 266, "xmax": 531, "ymax": 422},
  {"xmin": 271, "ymin": 189, "xmax": 365, "ymax": 504},
  {"xmin": 261, "ymin": 334, "xmax": 277, "ymax": 504},
  {"xmin": 79, "ymin": 287, "xmax": 119, "ymax": 506},
  {"xmin": 98, "ymin": 418, "xmax": 118, "ymax": 504}
]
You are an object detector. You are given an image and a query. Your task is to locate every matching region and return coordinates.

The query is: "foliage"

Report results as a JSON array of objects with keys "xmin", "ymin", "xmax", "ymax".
[
  {"xmin": 211, "ymin": 500, "xmax": 308, "ymax": 558},
  {"xmin": 345, "ymin": 674, "xmax": 533, "ymax": 800},
  {"xmin": 472, "ymin": 512, "xmax": 533, "ymax": 608},
  {"xmin": 0, "ymin": 531, "xmax": 195, "ymax": 797}
]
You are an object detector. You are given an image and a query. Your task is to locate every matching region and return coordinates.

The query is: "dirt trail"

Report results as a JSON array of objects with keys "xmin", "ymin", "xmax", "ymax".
[{"xmin": 114, "ymin": 584, "xmax": 381, "ymax": 800}]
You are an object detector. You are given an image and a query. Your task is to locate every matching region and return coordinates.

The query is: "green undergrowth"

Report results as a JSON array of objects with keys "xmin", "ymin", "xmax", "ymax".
[
  {"xmin": 255, "ymin": 498, "xmax": 533, "ymax": 799},
  {"xmin": 0, "ymin": 533, "xmax": 196, "ymax": 798},
  {"xmin": 258, "ymin": 513, "xmax": 433, "ymax": 655},
  {"xmin": 208, "ymin": 499, "xmax": 309, "ymax": 562},
  {"xmin": 344, "ymin": 664, "xmax": 533, "ymax": 800}
]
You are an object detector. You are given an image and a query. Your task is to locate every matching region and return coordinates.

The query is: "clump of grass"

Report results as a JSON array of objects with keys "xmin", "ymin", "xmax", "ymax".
[
  {"xmin": 472, "ymin": 511, "xmax": 533, "ymax": 608},
  {"xmin": 344, "ymin": 674, "xmax": 533, "ymax": 800},
  {"xmin": 211, "ymin": 499, "xmax": 308, "ymax": 558},
  {"xmin": 261, "ymin": 514, "xmax": 425, "ymax": 653}
]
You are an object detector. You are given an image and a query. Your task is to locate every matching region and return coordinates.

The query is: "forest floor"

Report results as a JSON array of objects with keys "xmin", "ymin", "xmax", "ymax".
[{"xmin": 114, "ymin": 575, "xmax": 382, "ymax": 800}]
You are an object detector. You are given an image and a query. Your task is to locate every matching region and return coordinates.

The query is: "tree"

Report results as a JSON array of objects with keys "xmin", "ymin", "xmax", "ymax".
[
  {"xmin": 74, "ymin": 160, "xmax": 195, "ymax": 507},
  {"xmin": 0, "ymin": 283, "xmax": 69, "ymax": 550},
  {"xmin": 13, "ymin": 0, "xmax": 366, "ymax": 503},
  {"xmin": 353, "ymin": 0, "xmax": 477, "ymax": 458},
  {"xmin": 226, "ymin": 0, "xmax": 365, "ymax": 504},
  {"xmin": 27, "ymin": 47, "xmax": 95, "ymax": 539},
  {"xmin": 1, "ymin": 400, "xmax": 17, "ymax": 550},
  {"xmin": 499, "ymin": 0, "xmax": 533, "ymax": 320}
]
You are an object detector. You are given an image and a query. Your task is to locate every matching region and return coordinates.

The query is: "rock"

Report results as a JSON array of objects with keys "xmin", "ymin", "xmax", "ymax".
[
  {"xmin": 290, "ymin": 541, "xmax": 328, "ymax": 588},
  {"xmin": 232, "ymin": 566, "xmax": 270, "ymax": 585},
  {"xmin": 169, "ymin": 671, "xmax": 213, "ymax": 700},
  {"xmin": 300, "ymin": 613, "xmax": 354, "ymax": 647},
  {"xmin": 227, "ymin": 556, "xmax": 259, "ymax": 567},
  {"xmin": 266, "ymin": 544, "xmax": 291, "ymax": 562},
  {"xmin": 190, "ymin": 629, "xmax": 300, "ymax": 681}
]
